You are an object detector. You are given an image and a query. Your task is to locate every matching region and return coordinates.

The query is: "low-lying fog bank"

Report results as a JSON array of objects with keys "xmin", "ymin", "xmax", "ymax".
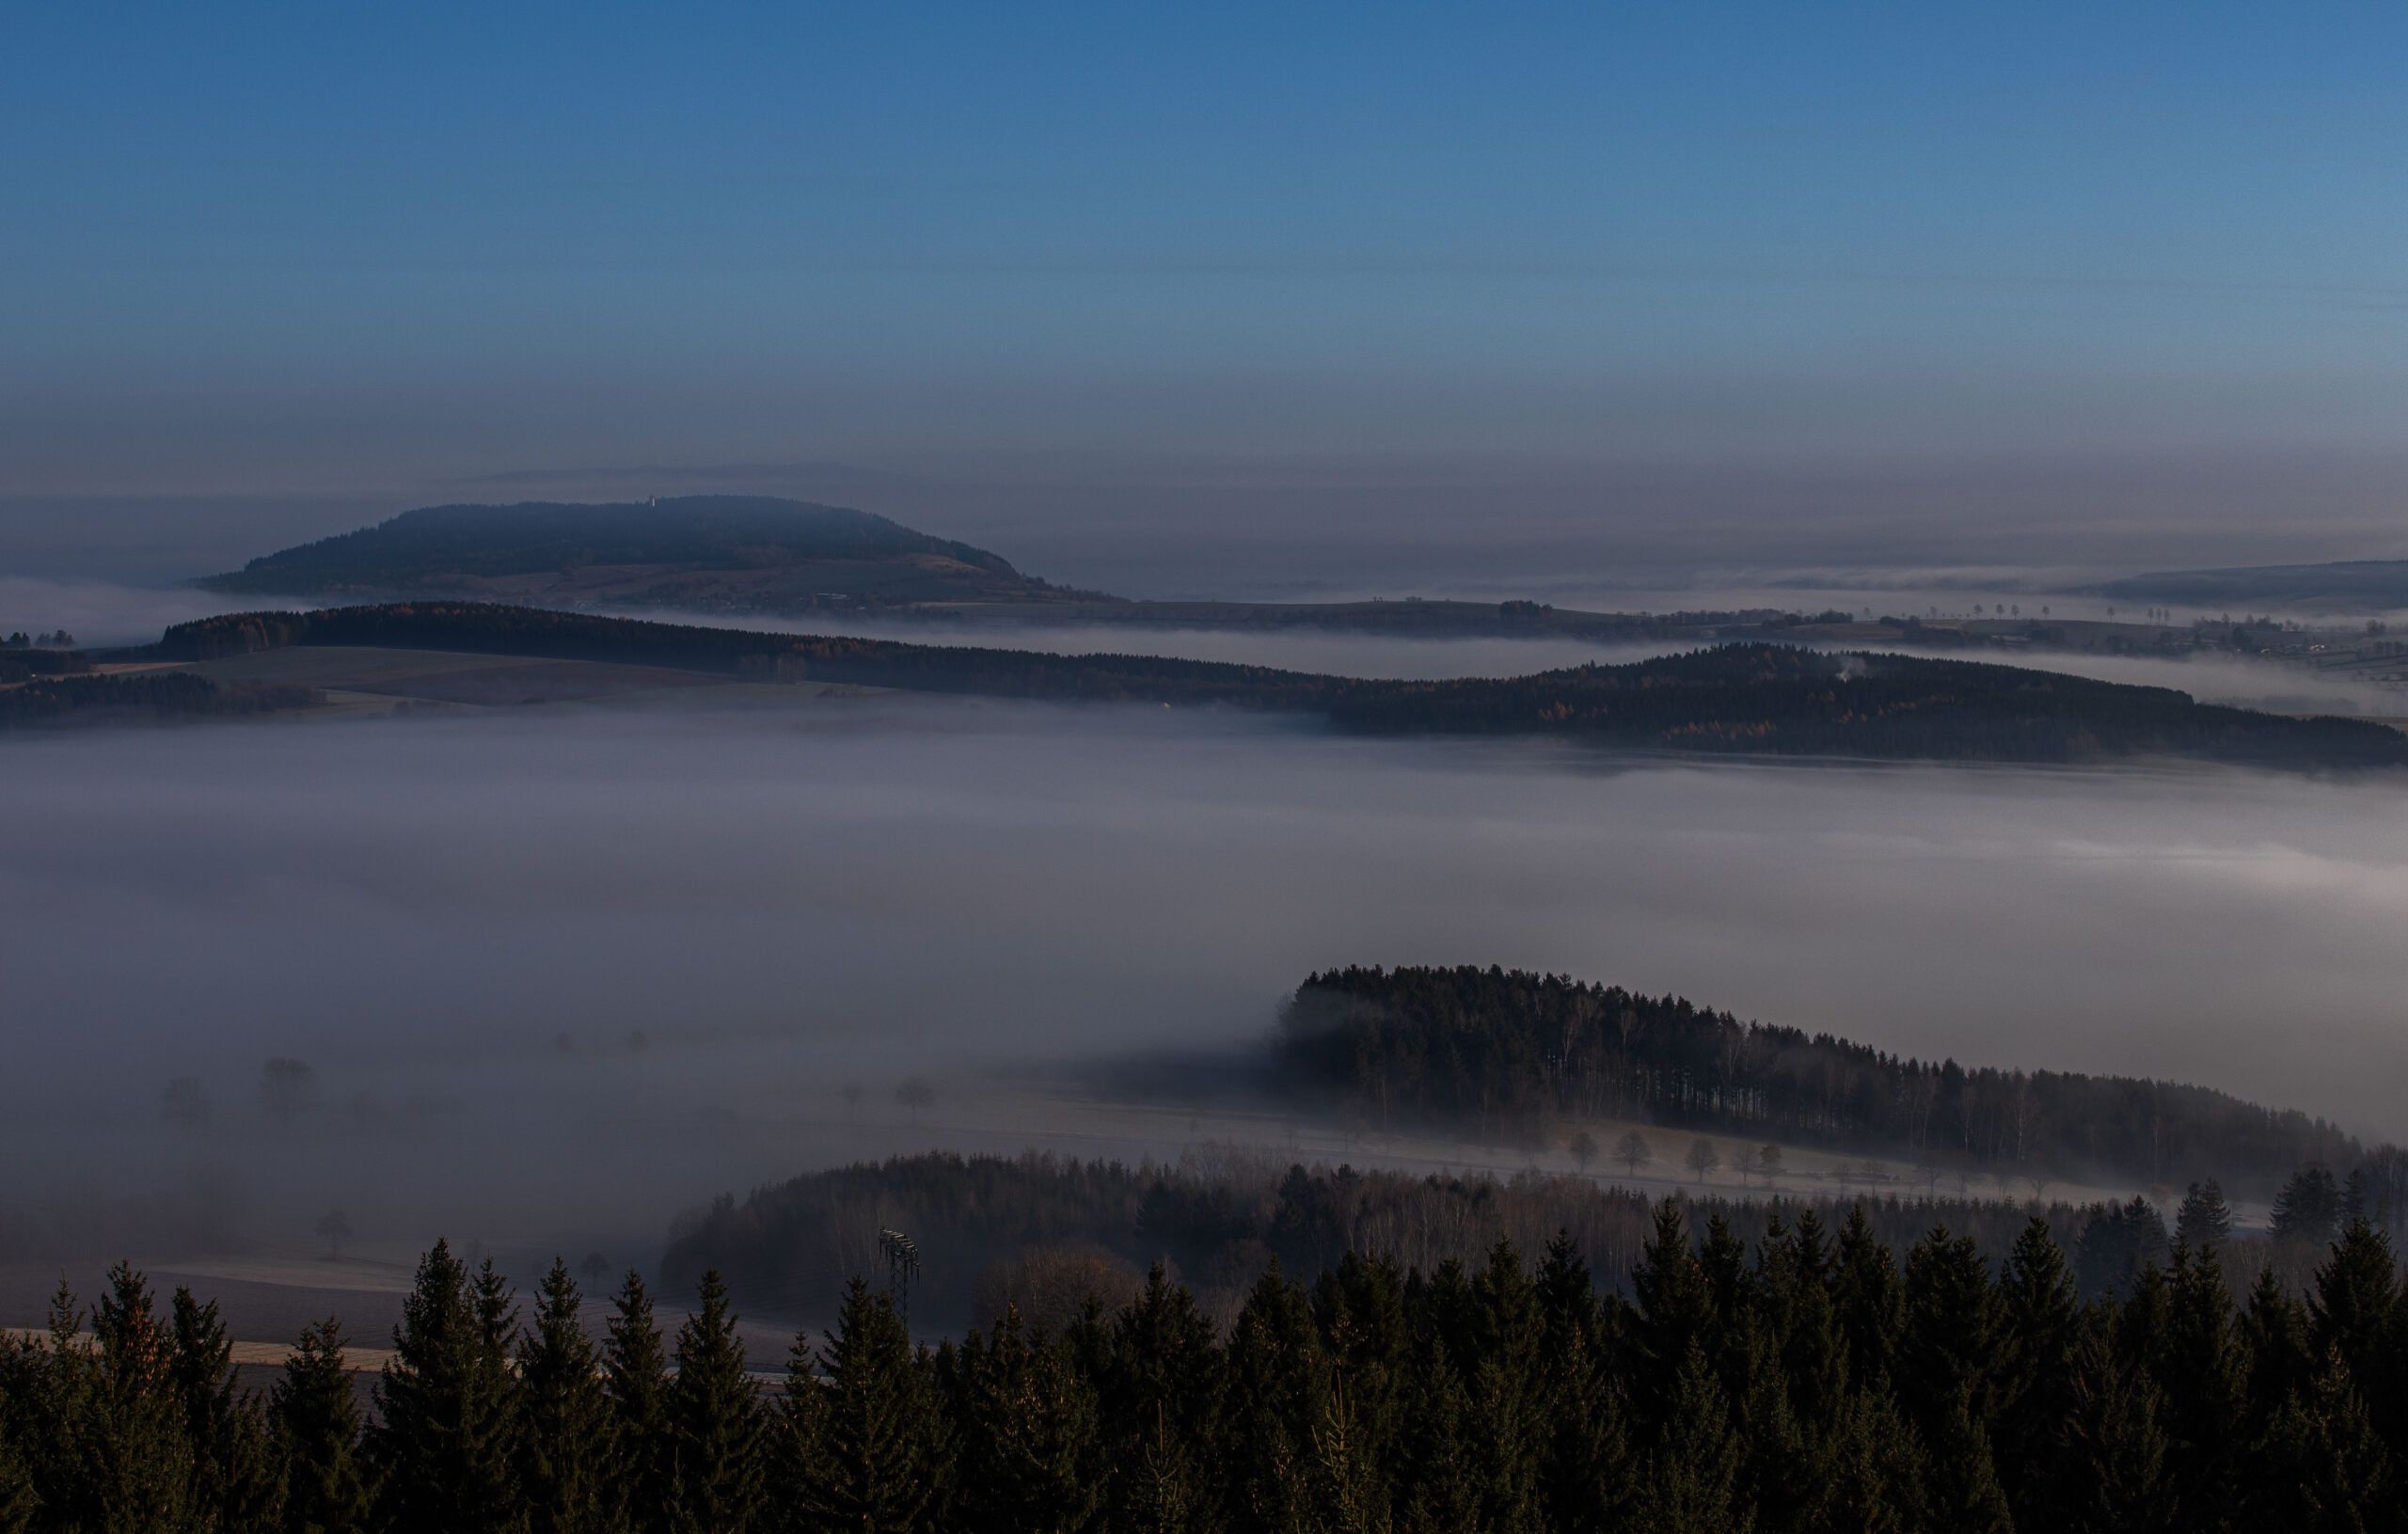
[
  {"xmin": 3, "ymin": 691, "xmax": 2405, "ymax": 1267},
  {"xmin": 0, "ymin": 576, "xmax": 254, "ymax": 648}
]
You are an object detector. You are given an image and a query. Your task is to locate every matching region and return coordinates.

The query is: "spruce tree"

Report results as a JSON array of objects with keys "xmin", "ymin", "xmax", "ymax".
[
  {"xmin": 1756, "ymin": 1215, "xmax": 1850, "ymax": 1533},
  {"xmin": 1629, "ymin": 1201, "xmax": 1711, "ymax": 1420},
  {"xmin": 10, "ymin": 1280, "xmax": 97, "ymax": 1530},
  {"xmin": 2272, "ymin": 1167, "xmax": 2343, "ymax": 1250},
  {"xmin": 667, "ymin": 1270, "xmax": 766, "ymax": 1533},
  {"xmin": 1730, "ymin": 1334, "xmax": 1806, "ymax": 1534},
  {"xmin": 1534, "ymin": 1232, "xmax": 1602, "ymax": 1365},
  {"xmin": 1815, "ymin": 1383, "xmax": 1921, "ymax": 1534},
  {"xmin": 1394, "ymin": 1332, "xmax": 1476, "ymax": 1534},
  {"xmin": 2058, "ymin": 1330, "xmax": 2173, "ymax": 1533},
  {"xmin": 1467, "ymin": 1239, "xmax": 1545, "ymax": 1534},
  {"xmin": 1634, "ymin": 1343, "xmax": 1747, "ymax": 1534},
  {"xmin": 1829, "ymin": 1208, "xmax": 1903, "ymax": 1391},
  {"xmin": 1408, "ymin": 1258, "xmax": 1477, "ymax": 1380},
  {"xmin": 170, "ymin": 1285, "xmax": 285, "ymax": 1532},
  {"xmin": 1119, "ymin": 1402, "xmax": 1196, "ymax": 1534},
  {"xmin": 955, "ymin": 1307, "xmax": 1103, "ymax": 1534},
  {"xmin": 518, "ymin": 1260, "xmax": 613, "ymax": 1534},
  {"xmin": 1219, "ymin": 1262, "xmax": 1327, "ymax": 1534},
  {"xmin": 2175, "ymin": 1180, "xmax": 2233, "ymax": 1252},
  {"xmin": 1991, "ymin": 1217, "xmax": 2080, "ymax": 1526},
  {"xmin": 1899, "ymin": 1228, "xmax": 1999, "ymax": 1431},
  {"xmin": 776, "ymin": 1321, "xmax": 834, "ymax": 1530},
  {"xmin": 0, "ymin": 1435, "xmax": 30, "ymax": 1534},
  {"xmin": 272, "ymin": 1317, "xmax": 371, "ymax": 1534},
  {"xmin": 1898, "ymin": 1232, "xmax": 2011, "ymax": 1534},
  {"xmin": 78, "ymin": 1262, "xmax": 203, "ymax": 1533},
  {"xmin": 1535, "ymin": 1235, "xmax": 1632, "ymax": 1534},
  {"xmin": 1311, "ymin": 1251, "xmax": 1408, "ymax": 1517},
  {"xmin": 603, "ymin": 1271, "xmax": 672, "ymax": 1534},
  {"xmin": 370, "ymin": 1239, "xmax": 524, "ymax": 1533},
  {"xmin": 2239, "ymin": 1264, "xmax": 2313, "ymax": 1434},
  {"xmin": 2155, "ymin": 1243, "xmax": 2245, "ymax": 1532},
  {"xmin": 2258, "ymin": 1349, "xmax": 2395, "ymax": 1532},
  {"xmin": 1538, "ymin": 1319, "xmax": 1632, "ymax": 1534},
  {"xmin": 1693, "ymin": 1216, "xmax": 1753, "ymax": 1366},
  {"xmin": 1309, "ymin": 1372, "xmax": 1389, "ymax": 1534},
  {"xmin": 794, "ymin": 1278, "xmax": 939, "ymax": 1534},
  {"xmin": 1100, "ymin": 1264, "xmax": 1221, "ymax": 1534},
  {"xmin": 1911, "ymin": 1389, "xmax": 2013, "ymax": 1534},
  {"xmin": 2306, "ymin": 1219, "xmax": 2404, "ymax": 1463}
]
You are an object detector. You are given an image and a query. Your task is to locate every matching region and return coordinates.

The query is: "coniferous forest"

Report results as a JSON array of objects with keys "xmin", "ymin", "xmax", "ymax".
[
  {"xmin": 4, "ymin": 1200, "xmax": 2403, "ymax": 1533},
  {"xmin": 0, "ymin": 672, "xmax": 316, "ymax": 730},
  {"xmin": 660, "ymin": 1151, "xmax": 2375, "ymax": 1336},
  {"xmin": 1280, "ymin": 967, "xmax": 2397, "ymax": 1199}
]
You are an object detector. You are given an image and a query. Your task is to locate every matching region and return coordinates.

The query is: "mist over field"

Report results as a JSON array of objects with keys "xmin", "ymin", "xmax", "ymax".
[{"xmin": 3, "ymin": 690, "xmax": 2405, "ymax": 1264}]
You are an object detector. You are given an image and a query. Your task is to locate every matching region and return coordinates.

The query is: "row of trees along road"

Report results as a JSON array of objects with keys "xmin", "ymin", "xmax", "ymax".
[{"xmin": 3, "ymin": 1205, "xmax": 2405, "ymax": 1533}]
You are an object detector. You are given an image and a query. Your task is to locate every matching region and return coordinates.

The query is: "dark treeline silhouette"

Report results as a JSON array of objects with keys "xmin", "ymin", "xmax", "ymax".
[
  {"xmin": 666, "ymin": 1151, "xmax": 2107, "ymax": 1335},
  {"xmin": 1281, "ymin": 966, "xmax": 2392, "ymax": 1201},
  {"xmin": 146, "ymin": 603, "xmax": 1339, "ymax": 711},
  {"xmin": 1315, "ymin": 640, "xmax": 2408, "ymax": 766},
  {"xmin": 143, "ymin": 604, "xmax": 2408, "ymax": 767},
  {"xmin": 0, "ymin": 672, "xmax": 318, "ymax": 731},
  {"xmin": 660, "ymin": 1151, "xmax": 2400, "ymax": 1339},
  {"xmin": 0, "ymin": 650, "xmax": 90, "ymax": 686},
  {"xmin": 7, "ymin": 1203, "xmax": 2403, "ymax": 1532}
]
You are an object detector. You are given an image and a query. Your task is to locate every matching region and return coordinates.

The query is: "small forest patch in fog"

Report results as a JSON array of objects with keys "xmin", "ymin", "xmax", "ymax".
[{"xmin": 1279, "ymin": 966, "xmax": 2391, "ymax": 1199}]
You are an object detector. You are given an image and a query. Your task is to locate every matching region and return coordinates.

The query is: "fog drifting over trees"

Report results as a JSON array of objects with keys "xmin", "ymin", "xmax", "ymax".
[{"xmin": 3, "ymin": 682, "xmax": 2407, "ymax": 1260}]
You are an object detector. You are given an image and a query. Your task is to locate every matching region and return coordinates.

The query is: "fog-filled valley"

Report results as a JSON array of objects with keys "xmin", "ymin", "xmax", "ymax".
[{"xmin": 6, "ymin": 684, "xmax": 2406, "ymax": 1272}]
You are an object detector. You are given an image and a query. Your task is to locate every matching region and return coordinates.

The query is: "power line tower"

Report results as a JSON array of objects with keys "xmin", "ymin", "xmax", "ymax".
[{"xmin": 879, "ymin": 1227, "xmax": 920, "ymax": 1327}]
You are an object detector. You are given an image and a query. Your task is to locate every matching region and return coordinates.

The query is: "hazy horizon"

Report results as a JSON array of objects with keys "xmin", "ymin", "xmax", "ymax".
[{"xmin": 11, "ymin": 6, "xmax": 2408, "ymax": 590}]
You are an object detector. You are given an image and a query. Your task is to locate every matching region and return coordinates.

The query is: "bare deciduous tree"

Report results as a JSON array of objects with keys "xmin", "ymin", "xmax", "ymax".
[
  {"xmin": 1756, "ymin": 1144, "xmax": 1784, "ymax": 1186},
  {"xmin": 1685, "ymin": 1138, "xmax": 1721, "ymax": 1185},
  {"xmin": 1615, "ymin": 1130, "xmax": 1653, "ymax": 1179}
]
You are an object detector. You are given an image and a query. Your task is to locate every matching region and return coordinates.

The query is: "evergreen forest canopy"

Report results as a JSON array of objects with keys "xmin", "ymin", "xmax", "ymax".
[
  {"xmin": 0, "ymin": 672, "xmax": 315, "ymax": 732},
  {"xmin": 5, "ymin": 1192, "xmax": 2404, "ymax": 1533},
  {"xmin": 1279, "ymin": 966, "xmax": 2394, "ymax": 1200},
  {"xmin": 140, "ymin": 602, "xmax": 2408, "ymax": 767}
]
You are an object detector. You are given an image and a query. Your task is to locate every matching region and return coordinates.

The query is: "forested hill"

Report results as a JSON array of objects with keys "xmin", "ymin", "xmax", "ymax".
[
  {"xmin": 143, "ymin": 602, "xmax": 2408, "ymax": 767},
  {"xmin": 1281, "ymin": 965, "xmax": 2390, "ymax": 1199},
  {"xmin": 1316, "ymin": 641, "xmax": 2408, "ymax": 766},
  {"xmin": 2098, "ymin": 556, "xmax": 2408, "ymax": 609},
  {"xmin": 195, "ymin": 495, "xmax": 1086, "ymax": 609}
]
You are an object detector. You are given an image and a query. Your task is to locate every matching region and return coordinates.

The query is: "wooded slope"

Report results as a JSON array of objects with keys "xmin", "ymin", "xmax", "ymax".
[{"xmin": 145, "ymin": 602, "xmax": 2408, "ymax": 767}]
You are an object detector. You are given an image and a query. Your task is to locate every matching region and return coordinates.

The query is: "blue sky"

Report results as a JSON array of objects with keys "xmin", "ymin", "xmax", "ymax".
[{"xmin": 6, "ymin": 3, "xmax": 2407, "ymax": 571}]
